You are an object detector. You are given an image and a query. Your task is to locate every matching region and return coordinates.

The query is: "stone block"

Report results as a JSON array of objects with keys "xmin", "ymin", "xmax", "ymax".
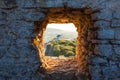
[
  {"xmin": 0, "ymin": 63, "xmax": 35, "ymax": 77},
  {"xmin": 113, "ymin": 78, "xmax": 120, "ymax": 80},
  {"xmin": 102, "ymin": 64, "xmax": 120, "ymax": 78},
  {"xmin": 113, "ymin": 11, "xmax": 120, "ymax": 19},
  {"xmin": 16, "ymin": 39, "xmax": 31, "ymax": 46},
  {"xmin": 0, "ymin": 46, "xmax": 9, "ymax": 58},
  {"xmin": 0, "ymin": 57, "xmax": 15, "ymax": 65},
  {"xmin": 16, "ymin": 46, "xmax": 33, "ymax": 57},
  {"xmin": 45, "ymin": 0, "xmax": 63, "ymax": 7},
  {"xmin": 111, "ymin": 54, "xmax": 120, "ymax": 61},
  {"xmin": 111, "ymin": 19, "xmax": 120, "ymax": 27},
  {"xmin": 115, "ymin": 29, "xmax": 120, "ymax": 40},
  {"xmin": 0, "ymin": 77, "xmax": 5, "ymax": 80},
  {"xmin": 98, "ymin": 44, "xmax": 113, "ymax": 57},
  {"xmin": 7, "ymin": 9, "xmax": 24, "ymax": 20},
  {"xmin": 98, "ymin": 29, "xmax": 115, "ymax": 39},
  {"xmin": 0, "ymin": 29, "xmax": 8, "ymax": 38},
  {"xmin": 94, "ymin": 21, "xmax": 110, "ymax": 29},
  {"xmin": 24, "ymin": 11, "xmax": 45, "ymax": 21},
  {"xmin": 95, "ymin": 8, "xmax": 112, "ymax": 20},
  {"xmin": 0, "ymin": 39, "xmax": 11, "ymax": 46},
  {"xmin": 7, "ymin": 46, "xmax": 20, "ymax": 58},
  {"xmin": 90, "ymin": 57, "xmax": 107, "ymax": 64},
  {"xmin": 31, "ymin": 74, "xmax": 43, "ymax": 80},
  {"xmin": 108, "ymin": 0, "xmax": 120, "ymax": 12},
  {"xmin": 0, "ymin": 0, "xmax": 16, "ymax": 8},
  {"xmin": 110, "ymin": 40, "xmax": 120, "ymax": 45},
  {"xmin": 0, "ymin": 11, "xmax": 7, "ymax": 20},
  {"xmin": 8, "ymin": 9, "xmax": 45, "ymax": 21},
  {"xmin": 102, "ymin": 67, "xmax": 111, "ymax": 80},
  {"xmin": 109, "ymin": 65, "xmax": 120, "ymax": 77},
  {"xmin": 17, "ymin": 29, "xmax": 33, "ymax": 38},
  {"xmin": 89, "ymin": 65, "xmax": 103, "ymax": 80},
  {"xmin": 114, "ymin": 45, "xmax": 120, "ymax": 55},
  {"xmin": 16, "ymin": 0, "xmax": 37, "ymax": 8},
  {"xmin": 0, "ymin": 0, "xmax": 6, "ymax": 8},
  {"xmin": 0, "ymin": 20, "xmax": 6, "ymax": 25},
  {"xmin": 8, "ymin": 21, "xmax": 34, "ymax": 38},
  {"xmin": 8, "ymin": 21, "xmax": 34, "ymax": 30}
]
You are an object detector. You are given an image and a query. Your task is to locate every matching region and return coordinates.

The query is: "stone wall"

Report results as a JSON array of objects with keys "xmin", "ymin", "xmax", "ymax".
[{"xmin": 0, "ymin": 0, "xmax": 120, "ymax": 80}]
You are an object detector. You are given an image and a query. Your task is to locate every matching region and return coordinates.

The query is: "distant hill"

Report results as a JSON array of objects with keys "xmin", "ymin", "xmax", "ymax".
[{"xmin": 43, "ymin": 28, "xmax": 78, "ymax": 43}]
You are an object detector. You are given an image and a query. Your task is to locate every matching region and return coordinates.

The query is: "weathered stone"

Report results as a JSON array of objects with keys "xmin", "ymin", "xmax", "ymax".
[
  {"xmin": 45, "ymin": 0, "xmax": 64, "ymax": 7},
  {"xmin": 31, "ymin": 73, "xmax": 43, "ymax": 80},
  {"xmin": 16, "ymin": 0, "xmax": 36, "ymax": 8},
  {"xmin": 8, "ymin": 21, "xmax": 34, "ymax": 30},
  {"xmin": 0, "ymin": 0, "xmax": 16, "ymax": 8},
  {"xmin": 0, "ymin": 0, "xmax": 120, "ymax": 80},
  {"xmin": 115, "ymin": 29, "xmax": 120, "ymax": 40},
  {"xmin": 0, "ymin": 47, "xmax": 7, "ymax": 59},
  {"xmin": 0, "ymin": 0, "xmax": 6, "ymax": 8},
  {"xmin": 94, "ymin": 21, "xmax": 110, "ymax": 29},
  {"xmin": 0, "ymin": 57, "xmax": 15, "ymax": 66},
  {"xmin": 110, "ymin": 65, "xmax": 120, "ymax": 77},
  {"xmin": 111, "ymin": 19, "xmax": 120, "ymax": 27},
  {"xmin": 110, "ymin": 40, "xmax": 120, "ymax": 45},
  {"xmin": 68, "ymin": 0, "xmax": 106, "ymax": 9},
  {"xmin": 109, "ymin": 60, "xmax": 116, "ymax": 66},
  {"xmin": 102, "ymin": 65, "xmax": 120, "ymax": 78},
  {"xmin": 24, "ymin": 11, "xmax": 45, "ymax": 21},
  {"xmin": 98, "ymin": 29, "xmax": 114, "ymax": 39},
  {"xmin": 7, "ymin": 46, "xmax": 20, "ymax": 58},
  {"xmin": 98, "ymin": 44, "xmax": 113, "ymax": 57},
  {"xmin": 102, "ymin": 67, "xmax": 111, "ymax": 80},
  {"xmin": 113, "ymin": 11, "xmax": 120, "ymax": 19},
  {"xmin": 0, "ymin": 77, "xmax": 5, "ymax": 80},
  {"xmin": 108, "ymin": 0, "xmax": 120, "ymax": 12},
  {"xmin": 7, "ymin": 21, "xmax": 34, "ymax": 38},
  {"xmin": 114, "ymin": 45, "xmax": 120, "ymax": 55},
  {"xmin": 95, "ymin": 8, "xmax": 112, "ymax": 20},
  {"xmin": 89, "ymin": 65, "xmax": 103, "ymax": 80},
  {"xmin": 16, "ymin": 39, "xmax": 31, "ymax": 46},
  {"xmin": 0, "ymin": 20, "xmax": 6, "ymax": 25},
  {"xmin": 113, "ymin": 78, "xmax": 120, "ymax": 80},
  {"xmin": 111, "ymin": 54, "xmax": 120, "ymax": 61},
  {"xmin": 16, "ymin": 46, "xmax": 36, "ymax": 57},
  {"xmin": 0, "ymin": 28, "xmax": 9, "ymax": 39},
  {"xmin": 0, "ymin": 39, "xmax": 11, "ymax": 46},
  {"xmin": 7, "ymin": 9, "xmax": 25, "ymax": 20},
  {"xmin": 8, "ymin": 9, "xmax": 45, "ymax": 21},
  {"xmin": 0, "ymin": 11, "xmax": 7, "ymax": 20},
  {"xmin": 90, "ymin": 57, "xmax": 107, "ymax": 64}
]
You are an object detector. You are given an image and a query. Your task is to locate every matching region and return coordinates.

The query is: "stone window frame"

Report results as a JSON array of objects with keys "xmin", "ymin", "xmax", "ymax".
[{"xmin": 33, "ymin": 7, "xmax": 98, "ymax": 75}]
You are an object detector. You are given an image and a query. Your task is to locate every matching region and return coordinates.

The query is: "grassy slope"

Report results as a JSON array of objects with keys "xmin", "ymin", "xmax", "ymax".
[{"xmin": 45, "ymin": 39, "xmax": 76, "ymax": 57}]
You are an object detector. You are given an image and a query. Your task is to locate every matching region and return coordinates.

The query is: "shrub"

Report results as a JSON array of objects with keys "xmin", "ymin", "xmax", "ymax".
[{"xmin": 45, "ymin": 39, "xmax": 76, "ymax": 57}]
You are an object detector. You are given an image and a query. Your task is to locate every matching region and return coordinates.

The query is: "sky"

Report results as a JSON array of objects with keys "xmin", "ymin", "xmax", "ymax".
[{"xmin": 46, "ymin": 23, "xmax": 77, "ymax": 32}]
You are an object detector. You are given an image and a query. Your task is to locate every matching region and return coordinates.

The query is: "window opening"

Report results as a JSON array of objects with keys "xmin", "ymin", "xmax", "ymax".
[{"xmin": 44, "ymin": 23, "xmax": 78, "ymax": 57}]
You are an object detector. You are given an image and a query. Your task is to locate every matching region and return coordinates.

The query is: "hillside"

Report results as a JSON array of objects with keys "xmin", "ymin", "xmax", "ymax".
[
  {"xmin": 43, "ymin": 28, "xmax": 78, "ymax": 43},
  {"xmin": 45, "ymin": 39, "xmax": 76, "ymax": 57}
]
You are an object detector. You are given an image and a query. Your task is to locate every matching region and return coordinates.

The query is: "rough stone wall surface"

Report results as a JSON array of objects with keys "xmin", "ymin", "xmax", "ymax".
[{"xmin": 0, "ymin": 0, "xmax": 120, "ymax": 80}]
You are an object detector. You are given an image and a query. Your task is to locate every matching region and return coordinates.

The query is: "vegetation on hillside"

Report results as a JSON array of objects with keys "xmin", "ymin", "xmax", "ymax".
[{"xmin": 45, "ymin": 39, "xmax": 76, "ymax": 57}]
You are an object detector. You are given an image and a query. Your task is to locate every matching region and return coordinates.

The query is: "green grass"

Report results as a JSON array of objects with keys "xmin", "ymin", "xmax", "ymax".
[{"xmin": 45, "ymin": 39, "xmax": 76, "ymax": 57}]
